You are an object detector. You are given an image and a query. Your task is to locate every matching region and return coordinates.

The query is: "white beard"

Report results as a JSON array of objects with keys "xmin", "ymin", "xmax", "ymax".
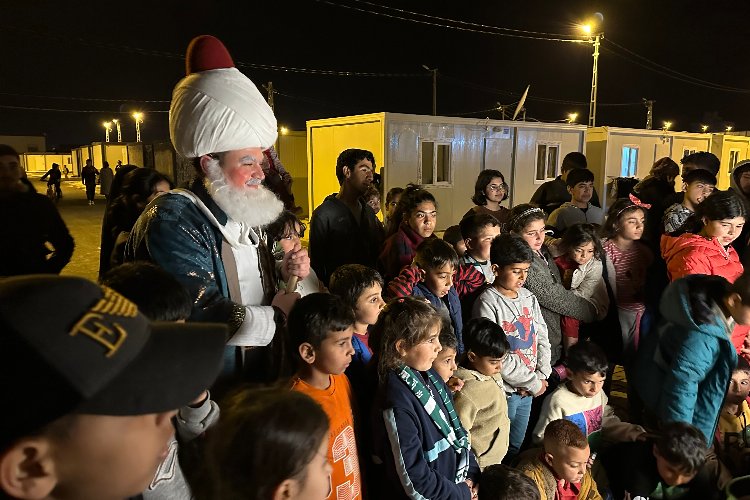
[{"xmin": 203, "ymin": 158, "xmax": 284, "ymax": 228}]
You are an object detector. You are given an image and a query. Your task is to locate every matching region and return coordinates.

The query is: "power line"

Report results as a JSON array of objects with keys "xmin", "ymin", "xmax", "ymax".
[
  {"xmin": 313, "ymin": 0, "xmax": 584, "ymax": 42},
  {"xmin": 0, "ymin": 91, "xmax": 170, "ymax": 103},
  {"xmin": 0, "ymin": 104, "xmax": 168, "ymax": 113}
]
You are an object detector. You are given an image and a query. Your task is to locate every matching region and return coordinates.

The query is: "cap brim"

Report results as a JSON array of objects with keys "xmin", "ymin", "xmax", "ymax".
[{"xmin": 78, "ymin": 322, "xmax": 227, "ymax": 416}]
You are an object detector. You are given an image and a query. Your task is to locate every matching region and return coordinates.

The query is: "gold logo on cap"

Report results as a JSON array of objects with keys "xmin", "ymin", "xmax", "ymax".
[{"xmin": 69, "ymin": 287, "xmax": 138, "ymax": 357}]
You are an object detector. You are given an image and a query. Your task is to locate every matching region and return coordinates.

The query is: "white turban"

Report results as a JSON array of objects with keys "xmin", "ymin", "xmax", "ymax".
[{"xmin": 169, "ymin": 35, "xmax": 278, "ymax": 158}]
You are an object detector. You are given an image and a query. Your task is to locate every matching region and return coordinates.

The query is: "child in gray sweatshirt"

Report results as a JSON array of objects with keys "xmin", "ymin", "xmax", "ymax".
[{"xmin": 473, "ymin": 234, "xmax": 552, "ymax": 463}]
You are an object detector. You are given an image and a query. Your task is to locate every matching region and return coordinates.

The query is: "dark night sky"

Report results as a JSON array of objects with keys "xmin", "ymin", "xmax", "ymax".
[{"xmin": 2, "ymin": 0, "xmax": 748, "ymax": 150}]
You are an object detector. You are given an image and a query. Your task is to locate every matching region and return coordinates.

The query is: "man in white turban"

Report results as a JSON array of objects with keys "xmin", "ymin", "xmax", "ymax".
[{"xmin": 126, "ymin": 35, "xmax": 307, "ymax": 379}]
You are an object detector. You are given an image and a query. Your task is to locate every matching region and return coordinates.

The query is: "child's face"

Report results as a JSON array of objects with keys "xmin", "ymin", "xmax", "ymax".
[
  {"xmin": 400, "ymin": 323, "xmax": 442, "ymax": 372},
  {"xmin": 407, "ymin": 201, "xmax": 437, "ymax": 238},
  {"xmin": 703, "ymin": 217, "xmax": 745, "ymax": 247},
  {"xmin": 519, "ymin": 218, "xmax": 546, "ymax": 252},
  {"xmin": 40, "ymin": 412, "xmax": 177, "ymax": 500},
  {"xmin": 545, "ymin": 443, "xmax": 590, "ymax": 484},
  {"xmin": 571, "ymin": 241, "xmax": 595, "ymax": 266},
  {"xmin": 313, "ymin": 327, "xmax": 356, "ymax": 375},
  {"xmin": 354, "ymin": 283, "xmax": 385, "ymax": 327},
  {"xmin": 654, "ymin": 447, "xmax": 697, "ymax": 487},
  {"xmin": 727, "ymin": 297, "xmax": 750, "ymax": 326},
  {"xmin": 567, "ymin": 370, "xmax": 606, "ymax": 398},
  {"xmin": 467, "ymin": 351, "xmax": 504, "ymax": 377},
  {"xmin": 386, "ymin": 193, "xmax": 402, "ymax": 220},
  {"xmin": 567, "ymin": 181, "xmax": 594, "ymax": 204},
  {"xmin": 423, "ymin": 263, "xmax": 454, "ymax": 298},
  {"xmin": 278, "ymin": 222, "xmax": 303, "ymax": 255},
  {"xmin": 484, "ymin": 176, "xmax": 506, "ymax": 203},
  {"xmin": 683, "ymin": 180, "xmax": 714, "ymax": 207},
  {"xmin": 466, "ymin": 224, "xmax": 501, "ymax": 261},
  {"xmin": 616, "ymin": 209, "xmax": 645, "ymax": 241},
  {"xmin": 726, "ymin": 369, "xmax": 750, "ymax": 405},
  {"xmin": 366, "ymin": 196, "xmax": 381, "ymax": 215},
  {"xmin": 492, "ymin": 262, "xmax": 531, "ymax": 293},
  {"xmin": 292, "ymin": 435, "xmax": 333, "ymax": 499},
  {"xmin": 453, "ymin": 239, "xmax": 467, "ymax": 258},
  {"xmin": 432, "ymin": 347, "xmax": 458, "ymax": 382}
]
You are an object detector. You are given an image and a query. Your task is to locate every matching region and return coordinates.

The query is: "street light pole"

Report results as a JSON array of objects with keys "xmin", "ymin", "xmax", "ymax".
[
  {"xmin": 588, "ymin": 33, "xmax": 602, "ymax": 127},
  {"xmin": 132, "ymin": 112, "xmax": 143, "ymax": 142},
  {"xmin": 113, "ymin": 119, "xmax": 122, "ymax": 142},
  {"xmin": 103, "ymin": 122, "xmax": 111, "ymax": 142}
]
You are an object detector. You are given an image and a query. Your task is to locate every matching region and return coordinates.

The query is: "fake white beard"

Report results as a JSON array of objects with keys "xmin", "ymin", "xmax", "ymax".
[{"xmin": 203, "ymin": 158, "xmax": 284, "ymax": 228}]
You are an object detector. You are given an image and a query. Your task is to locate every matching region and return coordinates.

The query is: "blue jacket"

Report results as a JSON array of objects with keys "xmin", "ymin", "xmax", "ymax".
[
  {"xmin": 635, "ymin": 275, "xmax": 738, "ymax": 443},
  {"xmin": 414, "ymin": 283, "xmax": 465, "ymax": 355},
  {"xmin": 375, "ymin": 369, "xmax": 479, "ymax": 500}
]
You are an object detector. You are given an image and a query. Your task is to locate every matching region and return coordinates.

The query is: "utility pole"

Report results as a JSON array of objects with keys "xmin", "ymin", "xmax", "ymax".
[
  {"xmin": 264, "ymin": 81, "xmax": 275, "ymax": 111},
  {"xmin": 423, "ymin": 65, "xmax": 437, "ymax": 115},
  {"xmin": 588, "ymin": 33, "xmax": 602, "ymax": 127},
  {"xmin": 643, "ymin": 99, "xmax": 655, "ymax": 130}
]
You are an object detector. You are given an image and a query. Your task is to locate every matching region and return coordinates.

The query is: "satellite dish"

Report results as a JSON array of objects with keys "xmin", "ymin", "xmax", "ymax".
[{"xmin": 512, "ymin": 85, "xmax": 530, "ymax": 121}]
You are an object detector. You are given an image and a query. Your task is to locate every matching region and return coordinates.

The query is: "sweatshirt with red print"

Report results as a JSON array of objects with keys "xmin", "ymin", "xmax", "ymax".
[{"xmin": 472, "ymin": 287, "xmax": 552, "ymax": 395}]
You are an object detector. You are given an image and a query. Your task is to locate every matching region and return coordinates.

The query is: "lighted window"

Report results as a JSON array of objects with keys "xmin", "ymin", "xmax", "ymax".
[
  {"xmin": 535, "ymin": 143, "xmax": 560, "ymax": 182},
  {"xmin": 621, "ymin": 146, "xmax": 639, "ymax": 177},
  {"xmin": 420, "ymin": 140, "xmax": 452, "ymax": 185}
]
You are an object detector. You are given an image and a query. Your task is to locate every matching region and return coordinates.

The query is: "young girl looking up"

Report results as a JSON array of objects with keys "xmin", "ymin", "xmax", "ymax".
[
  {"xmin": 267, "ymin": 210, "xmax": 325, "ymax": 296},
  {"xmin": 507, "ymin": 204, "xmax": 596, "ymax": 369},
  {"xmin": 195, "ymin": 387, "xmax": 332, "ymax": 500},
  {"xmin": 553, "ymin": 223, "xmax": 611, "ymax": 354},
  {"xmin": 600, "ymin": 196, "xmax": 653, "ymax": 362},
  {"xmin": 372, "ymin": 297, "xmax": 480, "ymax": 499},
  {"xmin": 378, "ymin": 184, "xmax": 437, "ymax": 281}
]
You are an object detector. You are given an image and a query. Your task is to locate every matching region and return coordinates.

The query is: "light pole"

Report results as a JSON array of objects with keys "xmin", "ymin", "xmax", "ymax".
[
  {"xmin": 581, "ymin": 23, "xmax": 603, "ymax": 127},
  {"xmin": 132, "ymin": 112, "xmax": 144, "ymax": 142},
  {"xmin": 103, "ymin": 121, "xmax": 112, "ymax": 142},
  {"xmin": 422, "ymin": 65, "xmax": 437, "ymax": 115},
  {"xmin": 112, "ymin": 118, "xmax": 122, "ymax": 142}
]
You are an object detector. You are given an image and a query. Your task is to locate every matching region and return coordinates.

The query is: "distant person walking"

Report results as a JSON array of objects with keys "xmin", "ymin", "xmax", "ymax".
[
  {"xmin": 99, "ymin": 161, "xmax": 114, "ymax": 198},
  {"xmin": 81, "ymin": 158, "xmax": 98, "ymax": 205}
]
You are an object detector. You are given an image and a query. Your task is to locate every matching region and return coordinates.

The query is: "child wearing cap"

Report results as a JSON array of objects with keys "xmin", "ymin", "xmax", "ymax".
[
  {"xmin": 101, "ymin": 262, "xmax": 221, "ymax": 500},
  {"xmin": 0, "ymin": 275, "xmax": 226, "ymax": 500}
]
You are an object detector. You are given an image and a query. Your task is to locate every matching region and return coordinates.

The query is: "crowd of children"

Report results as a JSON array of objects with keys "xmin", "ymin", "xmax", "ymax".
[{"xmin": 6, "ymin": 148, "xmax": 750, "ymax": 500}]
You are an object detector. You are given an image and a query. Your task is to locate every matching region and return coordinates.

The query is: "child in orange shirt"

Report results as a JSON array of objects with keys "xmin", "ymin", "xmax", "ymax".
[{"xmin": 289, "ymin": 293, "xmax": 362, "ymax": 500}]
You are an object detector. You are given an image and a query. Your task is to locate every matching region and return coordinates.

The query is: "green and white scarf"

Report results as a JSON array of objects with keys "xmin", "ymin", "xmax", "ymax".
[{"xmin": 397, "ymin": 365, "xmax": 471, "ymax": 482}]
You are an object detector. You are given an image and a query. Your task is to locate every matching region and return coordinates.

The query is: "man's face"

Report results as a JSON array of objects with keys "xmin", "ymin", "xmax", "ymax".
[
  {"xmin": 546, "ymin": 443, "xmax": 590, "ymax": 484},
  {"xmin": 216, "ymin": 147, "xmax": 265, "ymax": 190},
  {"xmin": 739, "ymin": 171, "xmax": 750, "ymax": 196},
  {"xmin": 466, "ymin": 225, "xmax": 501, "ymax": 261},
  {"xmin": 0, "ymin": 154, "xmax": 22, "ymax": 190},
  {"xmin": 49, "ymin": 412, "xmax": 177, "ymax": 500},
  {"xmin": 344, "ymin": 158, "xmax": 374, "ymax": 195}
]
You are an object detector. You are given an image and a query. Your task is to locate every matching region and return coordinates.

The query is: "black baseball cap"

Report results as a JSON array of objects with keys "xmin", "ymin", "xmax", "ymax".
[{"xmin": 0, "ymin": 275, "xmax": 227, "ymax": 450}]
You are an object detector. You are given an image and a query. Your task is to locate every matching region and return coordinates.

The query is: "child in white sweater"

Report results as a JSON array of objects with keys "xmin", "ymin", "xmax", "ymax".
[{"xmin": 532, "ymin": 341, "xmax": 644, "ymax": 452}]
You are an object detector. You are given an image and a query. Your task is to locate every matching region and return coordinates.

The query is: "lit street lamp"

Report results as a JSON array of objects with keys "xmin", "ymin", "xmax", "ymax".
[
  {"xmin": 112, "ymin": 118, "xmax": 122, "ymax": 142},
  {"xmin": 103, "ymin": 121, "xmax": 112, "ymax": 142},
  {"xmin": 568, "ymin": 112, "xmax": 579, "ymax": 124},
  {"xmin": 701, "ymin": 125, "xmax": 709, "ymax": 132},
  {"xmin": 279, "ymin": 126, "xmax": 289, "ymax": 135},
  {"xmin": 663, "ymin": 121, "xmax": 672, "ymax": 131},
  {"xmin": 581, "ymin": 19, "xmax": 603, "ymax": 127},
  {"xmin": 132, "ymin": 112, "xmax": 144, "ymax": 142},
  {"xmin": 727, "ymin": 125, "xmax": 733, "ymax": 133}
]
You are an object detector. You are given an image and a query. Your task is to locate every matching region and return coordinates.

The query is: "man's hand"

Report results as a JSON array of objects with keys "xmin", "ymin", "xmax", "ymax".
[
  {"xmin": 280, "ymin": 242, "xmax": 310, "ymax": 282},
  {"xmin": 272, "ymin": 290, "xmax": 300, "ymax": 318}
]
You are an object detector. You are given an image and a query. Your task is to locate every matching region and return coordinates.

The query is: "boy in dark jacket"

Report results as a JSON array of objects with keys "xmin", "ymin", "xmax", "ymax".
[{"xmin": 387, "ymin": 238, "xmax": 485, "ymax": 354}]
